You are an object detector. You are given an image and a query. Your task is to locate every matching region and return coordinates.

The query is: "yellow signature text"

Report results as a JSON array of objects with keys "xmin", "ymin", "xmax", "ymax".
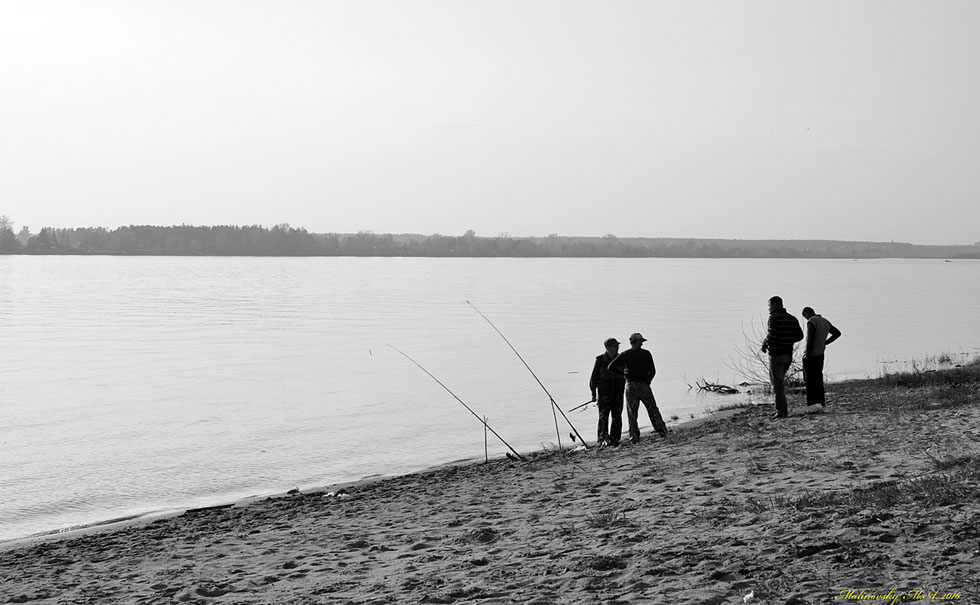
[{"xmin": 835, "ymin": 589, "xmax": 962, "ymax": 603}]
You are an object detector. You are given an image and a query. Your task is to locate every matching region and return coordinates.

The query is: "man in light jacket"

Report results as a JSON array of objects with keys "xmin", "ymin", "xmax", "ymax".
[{"xmin": 801, "ymin": 306, "xmax": 842, "ymax": 407}]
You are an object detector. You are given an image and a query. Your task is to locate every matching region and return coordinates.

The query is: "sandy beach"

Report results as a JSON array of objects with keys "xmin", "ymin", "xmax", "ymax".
[{"xmin": 2, "ymin": 364, "xmax": 979, "ymax": 605}]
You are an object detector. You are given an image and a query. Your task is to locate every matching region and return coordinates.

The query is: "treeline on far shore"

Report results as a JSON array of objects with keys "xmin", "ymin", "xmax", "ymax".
[{"xmin": 1, "ymin": 223, "xmax": 979, "ymax": 259}]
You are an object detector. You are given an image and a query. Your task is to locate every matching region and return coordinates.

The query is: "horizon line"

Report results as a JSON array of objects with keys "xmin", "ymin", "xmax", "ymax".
[{"xmin": 8, "ymin": 223, "xmax": 978, "ymax": 248}]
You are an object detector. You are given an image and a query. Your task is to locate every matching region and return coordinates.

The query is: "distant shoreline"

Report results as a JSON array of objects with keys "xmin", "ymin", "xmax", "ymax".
[
  {"xmin": 4, "ymin": 225, "xmax": 979, "ymax": 259},
  {"xmin": 6, "ymin": 252, "xmax": 980, "ymax": 260}
]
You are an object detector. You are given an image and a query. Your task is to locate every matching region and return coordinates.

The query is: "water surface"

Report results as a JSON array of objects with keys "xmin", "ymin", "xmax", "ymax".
[{"xmin": 1, "ymin": 256, "xmax": 978, "ymax": 541}]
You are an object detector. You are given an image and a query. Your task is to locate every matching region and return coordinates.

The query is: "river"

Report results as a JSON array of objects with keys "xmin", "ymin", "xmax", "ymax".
[{"xmin": 1, "ymin": 256, "xmax": 978, "ymax": 541}]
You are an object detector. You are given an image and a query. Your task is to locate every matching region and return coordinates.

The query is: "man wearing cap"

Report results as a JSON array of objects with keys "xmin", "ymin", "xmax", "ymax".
[
  {"xmin": 607, "ymin": 333, "xmax": 668, "ymax": 443},
  {"xmin": 589, "ymin": 337, "xmax": 626, "ymax": 447},
  {"xmin": 801, "ymin": 306, "xmax": 842, "ymax": 407},
  {"xmin": 761, "ymin": 296, "xmax": 805, "ymax": 419}
]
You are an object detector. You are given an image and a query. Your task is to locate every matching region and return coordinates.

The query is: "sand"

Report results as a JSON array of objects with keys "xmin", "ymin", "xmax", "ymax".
[{"xmin": 2, "ymin": 368, "xmax": 979, "ymax": 605}]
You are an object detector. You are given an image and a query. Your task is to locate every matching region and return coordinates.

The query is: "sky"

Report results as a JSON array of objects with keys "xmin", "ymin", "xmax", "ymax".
[{"xmin": 2, "ymin": 1, "xmax": 979, "ymax": 245}]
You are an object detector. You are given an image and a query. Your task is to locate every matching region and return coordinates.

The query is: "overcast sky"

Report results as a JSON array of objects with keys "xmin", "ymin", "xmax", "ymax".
[{"xmin": 2, "ymin": 1, "xmax": 978, "ymax": 244}]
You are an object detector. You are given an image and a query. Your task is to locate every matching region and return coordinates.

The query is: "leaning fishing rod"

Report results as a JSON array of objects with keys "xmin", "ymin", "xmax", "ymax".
[
  {"xmin": 466, "ymin": 301, "xmax": 561, "ymax": 446},
  {"xmin": 388, "ymin": 344, "xmax": 526, "ymax": 461},
  {"xmin": 466, "ymin": 301, "xmax": 589, "ymax": 449}
]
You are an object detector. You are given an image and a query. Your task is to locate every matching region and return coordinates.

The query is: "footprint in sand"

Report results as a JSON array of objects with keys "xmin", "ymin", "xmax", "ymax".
[
  {"xmin": 174, "ymin": 583, "xmax": 234, "ymax": 601},
  {"xmin": 467, "ymin": 527, "xmax": 499, "ymax": 544}
]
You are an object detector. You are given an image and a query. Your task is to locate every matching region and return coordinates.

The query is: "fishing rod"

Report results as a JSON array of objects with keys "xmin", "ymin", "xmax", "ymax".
[
  {"xmin": 466, "ymin": 301, "xmax": 561, "ymax": 446},
  {"xmin": 466, "ymin": 301, "xmax": 590, "ymax": 449},
  {"xmin": 388, "ymin": 344, "xmax": 526, "ymax": 461},
  {"xmin": 568, "ymin": 399, "xmax": 594, "ymax": 413}
]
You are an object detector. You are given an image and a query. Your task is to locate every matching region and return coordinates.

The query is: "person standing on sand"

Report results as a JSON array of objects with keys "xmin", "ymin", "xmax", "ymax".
[
  {"xmin": 589, "ymin": 337, "xmax": 626, "ymax": 447},
  {"xmin": 760, "ymin": 296, "xmax": 804, "ymax": 419},
  {"xmin": 801, "ymin": 307, "xmax": 842, "ymax": 407},
  {"xmin": 608, "ymin": 332, "xmax": 668, "ymax": 443}
]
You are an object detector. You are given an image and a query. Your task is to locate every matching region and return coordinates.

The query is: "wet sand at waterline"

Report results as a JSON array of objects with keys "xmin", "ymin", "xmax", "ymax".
[{"xmin": 2, "ymin": 364, "xmax": 979, "ymax": 604}]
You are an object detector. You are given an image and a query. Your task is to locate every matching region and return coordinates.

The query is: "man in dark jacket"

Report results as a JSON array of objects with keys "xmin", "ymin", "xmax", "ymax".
[
  {"xmin": 589, "ymin": 337, "xmax": 626, "ymax": 446},
  {"xmin": 608, "ymin": 332, "xmax": 668, "ymax": 443},
  {"xmin": 760, "ymin": 296, "xmax": 804, "ymax": 419}
]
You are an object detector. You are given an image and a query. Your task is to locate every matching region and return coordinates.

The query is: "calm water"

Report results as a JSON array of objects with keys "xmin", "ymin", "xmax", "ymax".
[{"xmin": 1, "ymin": 256, "xmax": 978, "ymax": 542}]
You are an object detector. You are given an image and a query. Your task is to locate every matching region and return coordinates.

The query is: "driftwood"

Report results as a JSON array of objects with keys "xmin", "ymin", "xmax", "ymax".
[{"xmin": 695, "ymin": 379, "xmax": 739, "ymax": 394}]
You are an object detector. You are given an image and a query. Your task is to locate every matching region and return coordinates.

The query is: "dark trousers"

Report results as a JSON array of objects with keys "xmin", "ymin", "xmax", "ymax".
[
  {"xmin": 596, "ymin": 392, "xmax": 623, "ymax": 444},
  {"xmin": 769, "ymin": 353, "xmax": 793, "ymax": 416},
  {"xmin": 625, "ymin": 382, "xmax": 667, "ymax": 439},
  {"xmin": 803, "ymin": 354, "xmax": 826, "ymax": 406}
]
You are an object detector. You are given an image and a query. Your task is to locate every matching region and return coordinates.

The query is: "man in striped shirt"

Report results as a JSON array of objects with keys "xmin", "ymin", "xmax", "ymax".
[{"xmin": 760, "ymin": 296, "xmax": 804, "ymax": 419}]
